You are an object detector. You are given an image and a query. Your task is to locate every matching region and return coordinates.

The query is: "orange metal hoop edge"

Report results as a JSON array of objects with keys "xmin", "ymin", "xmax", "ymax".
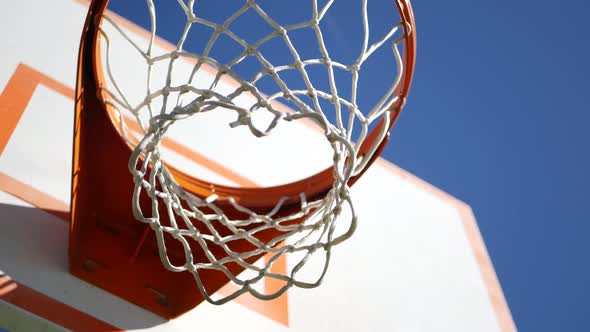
[{"xmin": 68, "ymin": 0, "xmax": 416, "ymax": 318}]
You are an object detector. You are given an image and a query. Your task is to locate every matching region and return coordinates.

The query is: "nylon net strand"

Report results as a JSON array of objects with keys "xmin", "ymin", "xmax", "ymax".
[{"xmin": 98, "ymin": 0, "xmax": 411, "ymax": 304}]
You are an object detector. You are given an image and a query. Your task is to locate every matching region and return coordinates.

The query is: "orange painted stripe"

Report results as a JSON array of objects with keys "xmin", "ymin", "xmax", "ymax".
[
  {"xmin": 218, "ymin": 249, "xmax": 289, "ymax": 326},
  {"xmin": 0, "ymin": 176, "xmax": 116, "ymax": 329},
  {"xmin": 0, "ymin": 276, "xmax": 17, "ymax": 295},
  {"xmin": 0, "ymin": 62, "xmax": 255, "ymax": 189},
  {"xmin": 456, "ymin": 204, "xmax": 518, "ymax": 332},
  {"xmin": 0, "ymin": 274, "xmax": 121, "ymax": 332},
  {"xmin": 377, "ymin": 160, "xmax": 517, "ymax": 332},
  {"xmin": 0, "ymin": 63, "xmax": 74, "ymax": 156},
  {"xmin": 161, "ymin": 136, "xmax": 259, "ymax": 187},
  {"xmin": 119, "ymin": 116, "xmax": 258, "ymax": 187},
  {"xmin": 0, "ymin": 172, "xmax": 70, "ymax": 221}
]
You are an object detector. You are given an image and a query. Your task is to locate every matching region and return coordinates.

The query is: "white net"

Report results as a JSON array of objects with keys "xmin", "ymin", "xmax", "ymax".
[{"xmin": 98, "ymin": 0, "xmax": 413, "ymax": 304}]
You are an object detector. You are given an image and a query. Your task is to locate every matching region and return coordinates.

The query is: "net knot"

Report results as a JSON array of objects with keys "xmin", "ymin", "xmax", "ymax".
[
  {"xmin": 218, "ymin": 65, "xmax": 230, "ymax": 75},
  {"xmin": 246, "ymin": 46, "xmax": 257, "ymax": 56},
  {"xmin": 257, "ymin": 98, "xmax": 270, "ymax": 108},
  {"xmin": 215, "ymin": 25, "xmax": 226, "ymax": 34}
]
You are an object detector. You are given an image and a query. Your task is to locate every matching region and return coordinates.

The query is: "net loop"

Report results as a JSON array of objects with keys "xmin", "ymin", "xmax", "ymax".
[{"xmin": 100, "ymin": 0, "xmax": 415, "ymax": 304}]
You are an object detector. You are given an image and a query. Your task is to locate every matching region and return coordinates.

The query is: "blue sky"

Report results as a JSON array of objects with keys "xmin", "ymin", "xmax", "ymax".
[
  {"xmin": 391, "ymin": 1, "xmax": 589, "ymax": 330},
  {"xmin": 111, "ymin": 1, "xmax": 589, "ymax": 330}
]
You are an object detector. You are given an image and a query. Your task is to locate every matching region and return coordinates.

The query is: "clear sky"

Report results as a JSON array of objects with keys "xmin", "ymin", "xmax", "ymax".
[
  {"xmin": 390, "ymin": 1, "xmax": 590, "ymax": 331},
  {"xmin": 111, "ymin": 1, "xmax": 590, "ymax": 330}
]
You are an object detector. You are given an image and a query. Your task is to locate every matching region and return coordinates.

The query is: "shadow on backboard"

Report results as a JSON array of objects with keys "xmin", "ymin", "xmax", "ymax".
[{"xmin": 0, "ymin": 202, "xmax": 173, "ymax": 331}]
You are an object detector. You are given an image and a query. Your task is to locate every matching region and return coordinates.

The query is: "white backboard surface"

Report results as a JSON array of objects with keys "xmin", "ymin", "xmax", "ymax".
[{"xmin": 0, "ymin": 1, "xmax": 515, "ymax": 331}]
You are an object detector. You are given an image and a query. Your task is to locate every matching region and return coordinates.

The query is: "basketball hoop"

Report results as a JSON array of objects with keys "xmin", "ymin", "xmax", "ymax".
[{"xmin": 70, "ymin": 0, "xmax": 416, "ymax": 317}]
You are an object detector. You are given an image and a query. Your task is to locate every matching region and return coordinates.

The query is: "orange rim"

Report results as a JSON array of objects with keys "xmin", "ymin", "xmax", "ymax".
[{"xmin": 80, "ymin": 0, "xmax": 416, "ymax": 210}]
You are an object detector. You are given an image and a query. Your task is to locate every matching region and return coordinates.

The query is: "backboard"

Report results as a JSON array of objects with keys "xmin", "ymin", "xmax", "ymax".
[{"xmin": 0, "ymin": 1, "xmax": 515, "ymax": 331}]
